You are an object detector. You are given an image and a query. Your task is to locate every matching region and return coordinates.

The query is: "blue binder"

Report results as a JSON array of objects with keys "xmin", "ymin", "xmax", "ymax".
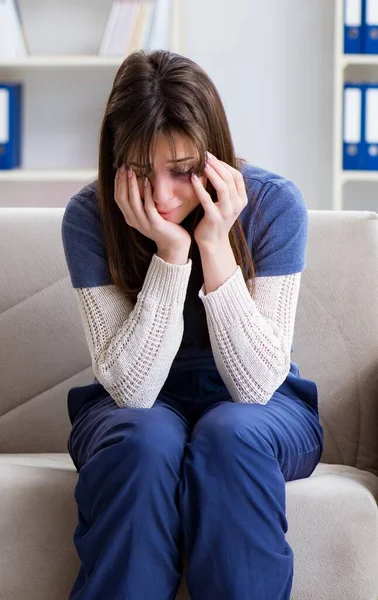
[
  {"xmin": 363, "ymin": 0, "xmax": 378, "ymax": 52},
  {"xmin": 364, "ymin": 84, "xmax": 378, "ymax": 169},
  {"xmin": 344, "ymin": 0, "xmax": 364, "ymax": 53},
  {"xmin": 0, "ymin": 82, "xmax": 22, "ymax": 170},
  {"xmin": 343, "ymin": 83, "xmax": 366, "ymax": 170}
]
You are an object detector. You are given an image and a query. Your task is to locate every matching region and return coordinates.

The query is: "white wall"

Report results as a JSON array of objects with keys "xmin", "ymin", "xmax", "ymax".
[{"xmin": 185, "ymin": 0, "xmax": 335, "ymax": 210}]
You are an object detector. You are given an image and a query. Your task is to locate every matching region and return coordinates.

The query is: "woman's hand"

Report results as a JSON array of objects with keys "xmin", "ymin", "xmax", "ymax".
[
  {"xmin": 191, "ymin": 152, "xmax": 248, "ymax": 247},
  {"xmin": 114, "ymin": 165, "xmax": 192, "ymax": 254}
]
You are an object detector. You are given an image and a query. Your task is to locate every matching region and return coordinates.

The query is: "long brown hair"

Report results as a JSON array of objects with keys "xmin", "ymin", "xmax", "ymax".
[{"xmin": 97, "ymin": 49, "xmax": 257, "ymax": 348}]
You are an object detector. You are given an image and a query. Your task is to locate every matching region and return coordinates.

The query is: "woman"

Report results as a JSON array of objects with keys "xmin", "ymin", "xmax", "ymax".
[{"xmin": 61, "ymin": 49, "xmax": 324, "ymax": 600}]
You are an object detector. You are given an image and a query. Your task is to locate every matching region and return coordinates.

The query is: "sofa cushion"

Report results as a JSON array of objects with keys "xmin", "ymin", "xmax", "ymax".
[
  {"xmin": 0, "ymin": 456, "xmax": 375, "ymax": 600},
  {"xmin": 286, "ymin": 463, "xmax": 378, "ymax": 599}
]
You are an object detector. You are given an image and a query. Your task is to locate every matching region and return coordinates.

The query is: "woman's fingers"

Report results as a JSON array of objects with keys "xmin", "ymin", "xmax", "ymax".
[
  {"xmin": 143, "ymin": 176, "xmax": 162, "ymax": 226},
  {"xmin": 114, "ymin": 167, "xmax": 120, "ymax": 207},
  {"xmin": 115, "ymin": 166, "xmax": 134, "ymax": 225},
  {"xmin": 127, "ymin": 169, "xmax": 151, "ymax": 230},
  {"xmin": 115, "ymin": 165, "xmax": 168, "ymax": 239},
  {"xmin": 115, "ymin": 166, "xmax": 147, "ymax": 232}
]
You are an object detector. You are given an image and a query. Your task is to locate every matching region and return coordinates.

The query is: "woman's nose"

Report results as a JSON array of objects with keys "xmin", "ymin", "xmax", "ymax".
[{"xmin": 150, "ymin": 175, "xmax": 174, "ymax": 205}]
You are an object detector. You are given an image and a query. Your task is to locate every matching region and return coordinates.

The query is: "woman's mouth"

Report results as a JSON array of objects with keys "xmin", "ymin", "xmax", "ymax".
[{"xmin": 158, "ymin": 207, "xmax": 180, "ymax": 216}]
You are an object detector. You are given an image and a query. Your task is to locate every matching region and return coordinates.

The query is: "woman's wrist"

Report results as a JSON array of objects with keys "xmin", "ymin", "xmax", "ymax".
[{"xmin": 156, "ymin": 247, "xmax": 190, "ymax": 265}]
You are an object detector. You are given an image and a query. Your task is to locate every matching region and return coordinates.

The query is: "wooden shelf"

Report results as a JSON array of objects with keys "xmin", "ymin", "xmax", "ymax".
[
  {"xmin": 0, "ymin": 168, "xmax": 98, "ymax": 182},
  {"xmin": 0, "ymin": 55, "xmax": 125, "ymax": 68},
  {"xmin": 341, "ymin": 170, "xmax": 378, "ymax": 183},
  {"xmin": 341, "ymin": 54, "xmax": 378, "ymax": 67}
]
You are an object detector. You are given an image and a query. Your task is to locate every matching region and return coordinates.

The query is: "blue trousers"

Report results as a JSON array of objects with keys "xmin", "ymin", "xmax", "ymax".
[{"xmin": 67, "ymin": 366, "xmax": 323, "ymax": 600}]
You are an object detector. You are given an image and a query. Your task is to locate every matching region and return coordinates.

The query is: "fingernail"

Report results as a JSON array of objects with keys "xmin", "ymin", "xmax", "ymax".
[
  {"xmin": 116, "ymin": 168, "xmax": 120, "ymax": 178},
  {"xmin": 207, "ymin": 151, "xmax": 214, "ymax": 160},
  {"xmin": 120, "ymin": 163, "xmax": 126, "ymax": 173},
  {"xmin": 128, "ymin": 167, "xmax": 133, "ymax": 178}
]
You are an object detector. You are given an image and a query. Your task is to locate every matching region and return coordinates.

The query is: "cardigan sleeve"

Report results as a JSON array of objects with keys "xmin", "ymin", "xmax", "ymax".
[
  {"xmin": 73, "ymin": 254, "xmax": 192, "ymax": 409},
  {"xmin": 61, "ymin": 189, "xmax": 193, "ymax": 409},
  {"xmin": 198, "ymin": 267, "xmax": 301, "ymax": 405},
  {"xmin": 197, "ymin": 176, "xmax": 308, "ymax": 404}
]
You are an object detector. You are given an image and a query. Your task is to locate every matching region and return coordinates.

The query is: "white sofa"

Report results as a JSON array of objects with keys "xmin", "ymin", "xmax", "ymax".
[{"xmin": 0, "ymin": 207, "xmax": 377, "ymax": 599}]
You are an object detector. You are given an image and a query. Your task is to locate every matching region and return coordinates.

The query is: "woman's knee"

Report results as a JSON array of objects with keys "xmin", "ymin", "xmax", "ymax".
[
  {"xmin": 73, "ymin": 399, "xmax": 188, "ymax": 473},
  {"xmin": 75, "ymin": 405, "xmax": 189, "ymax": 518},
  {"xmin": 101, "ymin": 405, "xmax": 186, "ymax": 458},
  {"xmin": 124, "ymin": 407, "xmax": 188, "ymax": 464},
  {"xmin": 190, "ymin": 402, "xmax": 274, "ymax": 460}
]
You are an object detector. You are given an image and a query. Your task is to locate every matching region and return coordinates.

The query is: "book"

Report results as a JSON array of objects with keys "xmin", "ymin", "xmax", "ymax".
[
  {"xmin": 0, "ymin": 0, "xmax": 28, "ymax": 59},
  {"xmin": 0, "ymin": 82, "xmax": 23, "ymax": 169},
  {"xmin": 126, "ymin": 3, "xmax": 150, "ymax": 54},
  {"xmin": 146, "ymin": 0, "xmax": 172, "ymax": 50},
  {"xmin": 99, "ymin": 0, "xmax": 169, "ymax": 56},
  {"xmin": 100, "ymin": 0, "xmax": 140, "ymax": 56}
]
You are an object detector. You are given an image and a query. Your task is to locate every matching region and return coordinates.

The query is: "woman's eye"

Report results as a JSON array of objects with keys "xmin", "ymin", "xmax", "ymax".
[
  {"xmin": 134, "ymin": 169, "xmax": 197, "ymax": 180},
  {"xmin": 171, "ymin": 169, "xmax": 194, "ymax": 178}
]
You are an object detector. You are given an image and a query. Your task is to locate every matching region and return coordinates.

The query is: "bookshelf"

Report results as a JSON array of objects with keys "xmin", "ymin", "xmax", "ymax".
[
  {"xmin": 0, "ymin": 168, "xmax": 98, "ymax": 182},
  {"xmin": 333, "ymin": 0, "xmax": 378, "ymax": 210},
  {"xmin": 0, "ymin": 56, "xmax": 131, "ymax": 67},
  {"xmin": 0, "ymin": 0, "xmax": 185, "ymax": 202}
]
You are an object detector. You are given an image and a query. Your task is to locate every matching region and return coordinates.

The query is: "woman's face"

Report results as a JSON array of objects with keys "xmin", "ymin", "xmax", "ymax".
[{"xmin": 126, "ymin": 132, "xmax": 208, "ymax": 223}]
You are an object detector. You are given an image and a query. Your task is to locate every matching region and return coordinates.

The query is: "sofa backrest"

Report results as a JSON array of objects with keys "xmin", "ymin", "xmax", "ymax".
[
  {"xmin": 292, "ymin": 210, "xmax": 378, "ymax": 476},
  {"xmin": 0, "ymin": 207, "xmax": 377, "ymax": 475}
]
